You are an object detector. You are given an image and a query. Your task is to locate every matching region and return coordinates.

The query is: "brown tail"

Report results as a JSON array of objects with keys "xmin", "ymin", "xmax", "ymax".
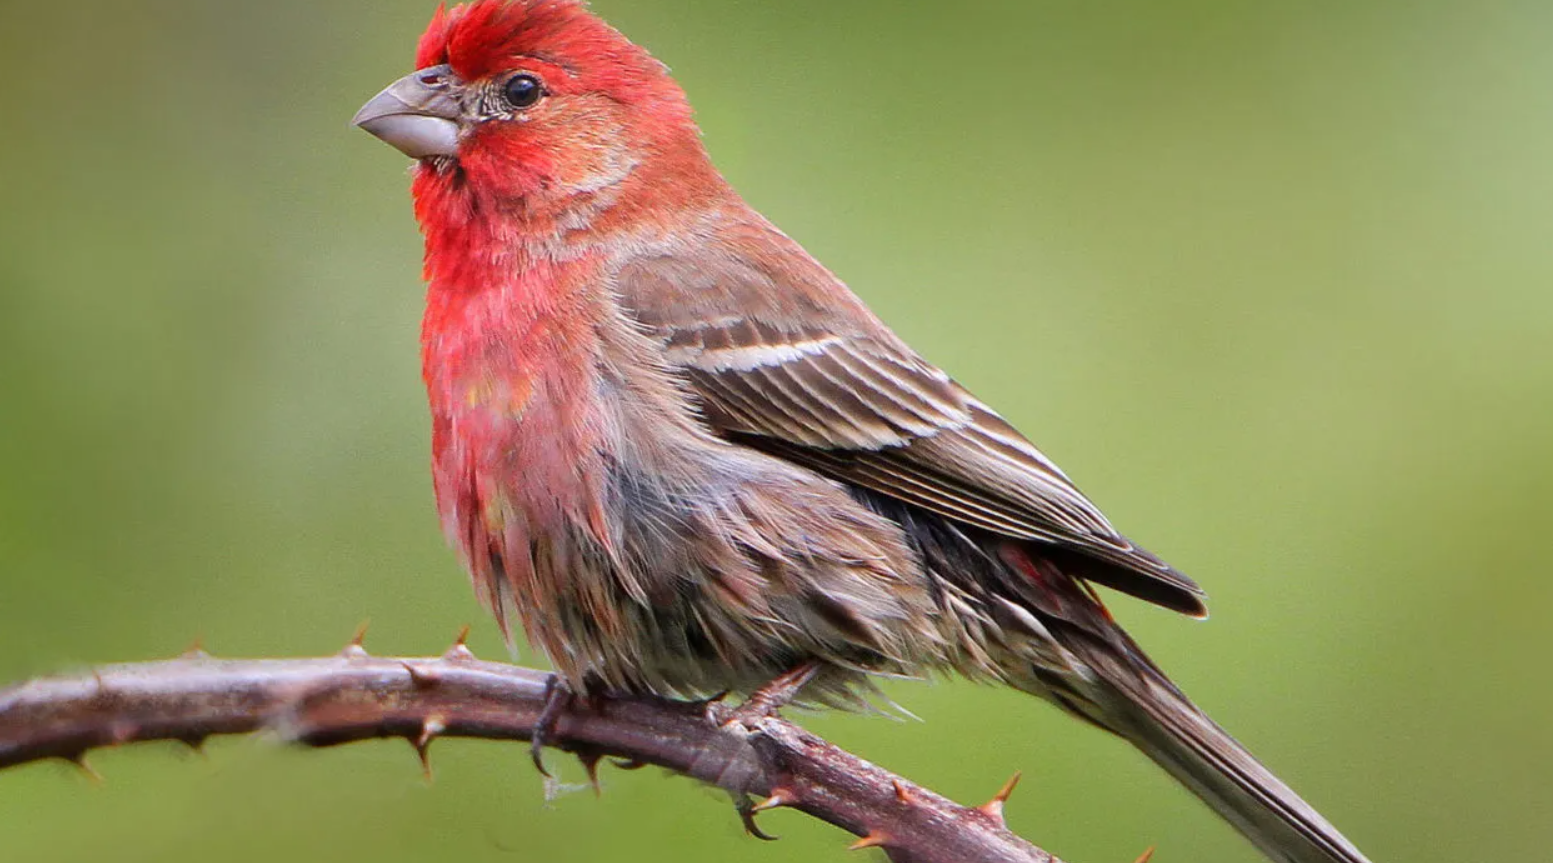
[{"xmin": 1057, "ymin": 636, "xmax": 1371, "ymax": 863}]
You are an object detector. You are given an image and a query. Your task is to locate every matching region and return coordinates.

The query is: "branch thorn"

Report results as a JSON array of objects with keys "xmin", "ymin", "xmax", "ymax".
[
  {"xmin": 412, "ymin": 716, "xmax": 445, "ymax": 781},
  {"xmin": 401, "ymin": 661, "xmax": 439, "ymax": 688},
  {"xmin": 976, "ymin": 770, "xmax": 1023, "ymax": 824},
  {"xmin": 1134, "ymin": 846, "xmax": 1157, "ymax": 863},
  {"xmin": 847, "ymin": 831, "xmax": 889, "ymax": 851},
  {"xmin": 66, "ymin": 752, "xmax": 103, "ymax": 785},
  {"xmin": 442, "ymin": 625, "xmax": 476, "ymax": 662},
  {"xmin": 180, "ymin": 635, "xmax": 210, "ymax": 660},
  {"xmin": 892, "ymin": 778, "xmax": 916, "ymax": 805},
  {"xmin": 417, "ymin": 716, "xmax": 446, "ymax": 749},
  {"xmin": 339, "ymin": 621, "xmax": 371, "ymax": 659},
  {"xmin": 409, "ymin": 739, "xmax": 433, "ymax": 781},
  {"xmin": 751, "ymin": 787, "xmax": 797, "ymax": 812}
]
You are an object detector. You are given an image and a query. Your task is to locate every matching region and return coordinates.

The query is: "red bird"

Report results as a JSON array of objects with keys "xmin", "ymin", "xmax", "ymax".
[{"xmin": 353, "ymin": 3, "xmax": 1370, "ymax": 862}]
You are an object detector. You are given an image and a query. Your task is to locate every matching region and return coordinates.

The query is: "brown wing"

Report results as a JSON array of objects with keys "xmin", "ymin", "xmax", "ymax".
[{"xmin": 615, "ymin": 216, "xmax": 1206, "ymax": 617}]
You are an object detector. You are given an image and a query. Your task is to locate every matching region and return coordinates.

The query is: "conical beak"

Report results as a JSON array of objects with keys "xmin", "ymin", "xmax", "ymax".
[{"xmin": 352, "ymin": 64, "xmax": 462, "ymax": 159}]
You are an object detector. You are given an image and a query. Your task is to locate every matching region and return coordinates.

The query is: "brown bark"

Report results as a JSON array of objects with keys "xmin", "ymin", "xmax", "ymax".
[{"xmin": 0, "ymin": 638, "xmax": 1064, "ymax": 863}]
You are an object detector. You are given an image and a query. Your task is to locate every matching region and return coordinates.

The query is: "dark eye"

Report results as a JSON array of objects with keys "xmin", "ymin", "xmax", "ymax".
[{"xmin": 503, "ymin": 74, "xmax": 544, "ymax": 109}]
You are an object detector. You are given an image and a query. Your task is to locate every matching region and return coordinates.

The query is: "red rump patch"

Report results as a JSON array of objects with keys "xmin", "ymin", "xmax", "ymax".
[{"xmin": 411, "ymin": 0, "xmax": 674, "ymax": 109}]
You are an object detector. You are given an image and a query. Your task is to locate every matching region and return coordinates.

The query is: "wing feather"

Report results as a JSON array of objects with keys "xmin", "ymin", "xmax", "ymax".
[{"xmin": 614, "ymin": 224, "xmax": 1207, "ymax": 616}]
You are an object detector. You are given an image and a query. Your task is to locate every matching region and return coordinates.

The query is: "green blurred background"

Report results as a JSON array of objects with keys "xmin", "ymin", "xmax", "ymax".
[{"xmin": 1, "ymin": 1, "xmax": 1548, "ymax": 861}]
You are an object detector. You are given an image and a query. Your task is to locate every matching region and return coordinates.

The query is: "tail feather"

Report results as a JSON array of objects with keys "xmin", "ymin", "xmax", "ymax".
[{"xmin": 1068, "ymin": 639, "xmax": 1371, "ymax": 863}]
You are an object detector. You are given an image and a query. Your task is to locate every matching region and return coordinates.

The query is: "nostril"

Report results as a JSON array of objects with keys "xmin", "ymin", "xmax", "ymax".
[{"xmin": 418, "ymin": 72, "xmax": 445, "ymax": 87}]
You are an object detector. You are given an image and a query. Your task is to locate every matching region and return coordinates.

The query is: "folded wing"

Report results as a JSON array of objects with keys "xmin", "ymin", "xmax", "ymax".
[{"xmin": 615, "ymin": 220, "xmax": 1206, "ymax": 616}]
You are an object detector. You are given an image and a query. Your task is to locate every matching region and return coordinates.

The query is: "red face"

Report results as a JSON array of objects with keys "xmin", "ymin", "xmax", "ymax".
[{"xmin": 354, "ymin": 0, "xmax": 692, "ymax": 204}]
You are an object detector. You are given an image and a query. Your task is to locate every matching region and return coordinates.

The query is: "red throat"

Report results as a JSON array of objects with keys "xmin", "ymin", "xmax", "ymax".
[
  {"xmin": 417, "ymin": 194, "xmax": 612, "ymax": 628},
  {"xmin": 406, "ymin": 0, "xmax": 729, "ymax": 634}
]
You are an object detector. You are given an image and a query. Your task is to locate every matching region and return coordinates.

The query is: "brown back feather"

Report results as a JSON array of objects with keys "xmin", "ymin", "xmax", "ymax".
[{"xmin": 614, "ymin": 206, "xmax": 1207, "ymax": 616}]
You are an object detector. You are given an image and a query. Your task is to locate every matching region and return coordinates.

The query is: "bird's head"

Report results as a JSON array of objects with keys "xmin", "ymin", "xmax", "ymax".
[{"xmin": 354, "ymin": 0, "xmax": 699, "ymax": 208}]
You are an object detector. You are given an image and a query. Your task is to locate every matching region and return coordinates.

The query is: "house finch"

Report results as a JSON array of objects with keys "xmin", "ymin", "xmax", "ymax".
[{"xmin": 353, "ymin": 3, "xmax": 1370, "ymax": 862}]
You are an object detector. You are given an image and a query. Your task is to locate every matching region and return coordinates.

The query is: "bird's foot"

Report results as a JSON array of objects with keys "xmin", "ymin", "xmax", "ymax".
[
  {"xmin": 530, "ymin": 673, "xmax": 574, "ymax": 777},
  {"xmin": 724, "ymin": 661, "xmax": 820, "ymax": 728}
]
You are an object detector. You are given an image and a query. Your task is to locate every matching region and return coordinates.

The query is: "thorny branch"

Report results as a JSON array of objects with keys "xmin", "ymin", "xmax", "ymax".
[{"xmin": 0, "ymin": 634, "xmax": 1069, "ymax": 863}]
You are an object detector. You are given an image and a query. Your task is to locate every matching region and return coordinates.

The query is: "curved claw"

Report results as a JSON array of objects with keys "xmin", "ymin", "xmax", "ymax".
[
  {"xmin": 530, "ymin": 674, "xmax": 572, "ymax": 778},
  {"xmin": 735, "ymin": 796, "xmax": 781, "ymax": 841}
]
